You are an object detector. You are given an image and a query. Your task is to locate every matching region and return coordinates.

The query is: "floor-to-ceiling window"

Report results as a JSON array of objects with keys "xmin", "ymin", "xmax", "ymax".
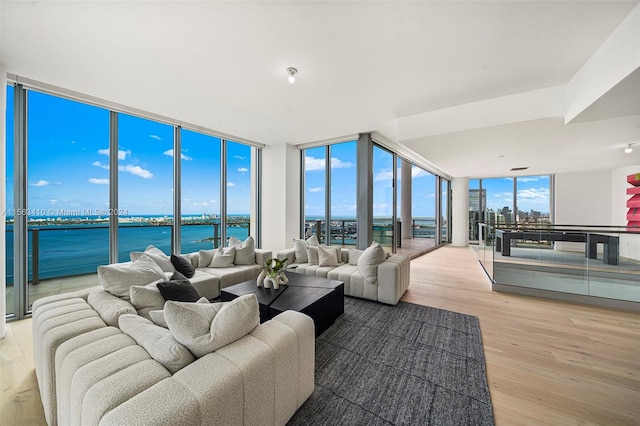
[
  {"xmin": 5, "ymin": 81, "xmax": 262, "ymax": 320},
  {"xmin": 441, "ymin": 178, "xmax": 450, "ymax": 244},
  {"xmin": 468, "ymin": 175, "xmax": 552, "ymax": 245},
  {"xmin": 302, "ymin": 136, "xmax": 450, "ymax": 256},
  {"xmin": 329, "ymin": 141, "xmax": 357, "ymax": 247},
  {"xmin": 303, "ymin": 146, "xmax": 327, "ymax": 243},
  {"xmin": 26, "ymin": 91, "xmax": 110, "ymax": 309},
  {"xmin": 180, "ymin": 129, "xmax": 221, "ymax": 251},
  {"xmin": 117, "ymin": 113, "xmax": 174, "ymax": 261},
  {"xmin": 225, "ymin": 140, "xmax": 253, "ymax": 243},
  {"xmin": 469, "ymin": 178, "xmax": 481, "ymax": 243},
  {"xmin": 5, "ymin": 84, "xmax": 14, "ymax": 317},
  {"xmin": 411, "ymin": 165, "xmax": 436, "ymax": 241},
  {"xmin": 372, "ymin": 145, "xmax": 395, "ymax": 252}
]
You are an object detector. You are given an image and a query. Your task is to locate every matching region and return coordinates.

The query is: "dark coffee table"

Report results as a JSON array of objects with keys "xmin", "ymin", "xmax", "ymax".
[{"xmin": 220, "ymin": 272, "xmax": 344, "ymax": 337}]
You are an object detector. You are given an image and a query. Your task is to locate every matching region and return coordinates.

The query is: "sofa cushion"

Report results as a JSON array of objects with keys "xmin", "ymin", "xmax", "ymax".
[
  {"xmin": 129, "ymin": 280, "xmax": 166, "ymax": 319},
  {"xmin": 318, "ymin": 246, "xmax": 340, "ymax": 267},
  {"xmin": 357, "ymin": 241, "xmax": 386, "ymax": 284},
  {"xmin": 130, "ymin": 245, "xmax": 175, "ymax": 273},
  {"xmin": 210, "ymin": 246, "xmax": 236, "ymax": 268},
  {"xmin": 170, "ymin": 254, "xmax": 195, "ymax": 278},
  {"xmin": 118, "ymin": 314, "xmax": 195, "ymax": 374},
  {"xmin": 228, "ymin": 236, "xmax": 256, "ymax": 265},
  {"xmin": 164, "ymin": 294, "xmax": 260, "ymax": 358},
  {"xmin": 149, "ymin": 297, "xmax": 210, "ymax": 328},
  {"xmin": 198, "ymin": 249, "xmax": 217, "ymax": 269},
  {"xmin": 157, "ymin": 272, "xmax": 201, "ymax": 302},
  {"xmin": 87, "ymin": 289, "xmax": 137, "ymax": 327},
  {"xmin": 306, "ymin": 246, "xmax": 319, "ymax": 265},
  {"xmin": 98, "ymin": 254, "xmax": 166, "ymax": 300},
  {"xmin": 348, "ymin": 249, "xmax": 362, "ymax": 265}
]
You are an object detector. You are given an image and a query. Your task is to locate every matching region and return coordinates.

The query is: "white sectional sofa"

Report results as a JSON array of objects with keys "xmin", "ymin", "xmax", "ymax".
[
  {"xmin": 277, "ymin": 239, "xmax": 410, "ymax": 305},
  {"xmin": 32, "ymin": 288, "xmax": 315, "ymax": 426}
]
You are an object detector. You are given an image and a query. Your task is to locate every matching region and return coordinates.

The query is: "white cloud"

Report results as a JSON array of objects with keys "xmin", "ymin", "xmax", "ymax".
[
  {"xmin": 330, "ymin": 157, "xmax": 353, "ymax": 169},
  {"xmin": 517, "ymin": 187, "xmax": 549, "ymax": 201},
  {"xmin": 518, "ymin": 177, "xmax": 540, "ymax": 183},
  {"xmin": 30, "ymin": 180, "xmax": 50, "ymax": 187},
  {"xmin": 120, "ymin": 164, "xmax": 153, "ymax": 179},
  {"xmin": 227, "ymin": 182, "xmax": 235, "ymax": 187},
  {"xmin": 411, "ymin": 166, "xmax": 430, "ymax": 178},
  {"xmin": 305, "ymin": 156, "xmax": 353, "ymax": 171},
  {"xmin": 374, "ymin": 170, "xmax": 393, "ymax": 181},
  {"xmin": 149, "ymin": 134, "xmax": 162, "ymax": 140},
  {"xmin": 93, "ymin": 161, "xmax": 109, "ymax": 170},
  {"xmin": 48, "ymin": 199, "xmax": 58, "ymax": 205},
  {"xmin": 99, "ymin": 149, "xmax": 130, "ymax": 160},
  {"xmin": 305, "ymin": 156, "xmax": 325, "ymax": 171},
  {"xmin": 88, "ymin": 178, "xmax": 109, "ymax": 185},
  {"xmin": 234, "ymin": 155, "xmax": 246, "ymax": 160},
  {"xmin": 238, "ymin": 167, "xmax": 249, "ymax": 173},
  {"xmin": 163, "ymin": 149, "xmax": 193, "ymax": 161},
  {"xmin": 308, "ymin": 187, "xmax": 324, "ymax": 193}
]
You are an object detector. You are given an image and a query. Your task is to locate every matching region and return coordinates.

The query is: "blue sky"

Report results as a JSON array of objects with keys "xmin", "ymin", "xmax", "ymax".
[
  {"xmin": 472, "ymin": 176, "xmax": 550, "ymax": 214},
  {"xmin": 6, "ymin": 89, "xmax": 252, "ymax": 216}
]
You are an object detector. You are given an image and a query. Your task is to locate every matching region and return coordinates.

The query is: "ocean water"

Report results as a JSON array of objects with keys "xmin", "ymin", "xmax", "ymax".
[{"xmin": 5, "ymin": 223, "xmax": 249, "ymax": 283}]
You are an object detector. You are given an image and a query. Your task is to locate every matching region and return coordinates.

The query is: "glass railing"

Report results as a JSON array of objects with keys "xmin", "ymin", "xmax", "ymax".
[
  {"xmin": 485, "ymin": 225, "xmax": 640, "ymax": 305},
  {"xmin": 411, "ymin": 218, "xmax": 436, "ymax": 238},
  {"xmin": 304, "ymin": 219, "xmax": 358, "ymax": 246}
]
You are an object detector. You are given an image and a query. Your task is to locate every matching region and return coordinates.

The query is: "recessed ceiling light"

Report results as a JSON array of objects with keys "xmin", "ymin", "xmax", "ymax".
[
  {"xmin": 287, "ymin": 67, "xmax": 297, "ymax": 84},
  {"xmin": 510, "ymin": 167, "xmax": 529, "ymax": 171}
]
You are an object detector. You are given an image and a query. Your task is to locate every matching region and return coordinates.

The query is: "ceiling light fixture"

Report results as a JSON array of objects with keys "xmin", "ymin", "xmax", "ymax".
[
  {"xmin": 625, "ymin": 143, "xmax": 634, "ymax": 154},
  {"xmin": 287, "ymin": 67, "xmax": 297, "ymax": 84}
]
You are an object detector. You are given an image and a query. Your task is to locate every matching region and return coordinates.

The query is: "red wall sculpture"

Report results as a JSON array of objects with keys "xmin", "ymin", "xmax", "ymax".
[{"xmin": 628, "ymin": 172, "xmax": 640, "ymax": 231}]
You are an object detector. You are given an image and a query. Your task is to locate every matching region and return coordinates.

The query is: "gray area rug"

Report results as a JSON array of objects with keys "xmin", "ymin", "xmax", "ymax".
[{"xmin": 288, "ymin": 297, "xmax": 495, "ymax": 425}]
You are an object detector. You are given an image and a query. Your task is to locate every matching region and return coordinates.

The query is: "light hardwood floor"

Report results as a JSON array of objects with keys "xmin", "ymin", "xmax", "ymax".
[{"xmin": 1, "ymin": 246, "xmax": 639, "ymax": 425}]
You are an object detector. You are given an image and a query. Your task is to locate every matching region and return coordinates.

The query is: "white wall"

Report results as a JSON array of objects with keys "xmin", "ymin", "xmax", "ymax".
[
  {"xmin": 260, "ymin": 143, "xmax": 300, "ymax": 253},
  {"xmin": 555, "ymin": 170, "xmax": 612, "ymax": 225}
]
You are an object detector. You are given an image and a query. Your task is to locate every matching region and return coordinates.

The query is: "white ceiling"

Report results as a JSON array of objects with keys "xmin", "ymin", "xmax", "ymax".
[{"xmin": 1, "ymin": 0, "xmax": 639, "ymax": 178}]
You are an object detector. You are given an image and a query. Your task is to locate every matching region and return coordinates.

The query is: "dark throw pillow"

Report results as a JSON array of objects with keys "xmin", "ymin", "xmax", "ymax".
[
  {"xmin": 157, "ymin": 272, "xmax": 201, "ymax": 302},
  {"xmin": 170, "ymin": 254, "xmax": 195, "ymax": 278}
]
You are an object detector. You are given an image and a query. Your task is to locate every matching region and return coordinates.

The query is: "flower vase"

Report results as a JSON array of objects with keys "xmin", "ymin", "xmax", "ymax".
[{"xmin": 257, "ymin": 270, "xmax": 267, "ymax": 287}]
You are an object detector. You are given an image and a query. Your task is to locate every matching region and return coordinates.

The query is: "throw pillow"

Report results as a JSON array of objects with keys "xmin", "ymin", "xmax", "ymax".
[
  {"xmin": 157, "ymin": 272, "xmax": 201, "ymax": 302},
  {"xmin": 118, "ymin": 314, "xmax": 195, "ymax": 374},
  {"xmin": 348, "ymin": 249, "xmax": 362, "ymax": 266},
  {"xmin": 293, "ymin": 239, "xmax": 309, "ymax": 263},
  {"xmin": 98, "ymin": 253, "xmax": 166, "ymax": 300},
  {"xmin": 164, "ymin": 294, "xmax": 260, "ymax": 358},
  {"xmin": 357, "ymin": 241, "xmax": 387, "ymax": 284},
  {"xmin": 228, "ymin": 236, "xmax": 256, "ymax": 265},
  {"xmin": 318, "ymin": 245, "xmax": 340, "ymax": 267},
  {"xmin": 149, "ymin": 297, "xmax": 210, "ymax": 328},
  {"xmin": 130, "ymin": 245, "xmax": 175, "ymax": 273},
  {"xmin": 209, "ymin": 246, "xmax": 236, "ymax": 268},
  {"xmin": 306, "ymin": 234, "xmax": 319, "ymax": 247},
  {"xmin": 86, "ymin": 289, "xmax": 137, "ymax": 327},
  {"xmin": 170, "ymin": 254, "xmax": 195, "ymax": 278},
  {"xmin": 306, "ymin": 246, "xmax": 319, "ymax": 265},
  {"xmin": 198, "ymin": 249, "xmax": 217, "ymax": 268},
  {"xmin": 129, "ymin": 280, "xmax": 166, "ymax": 320}
]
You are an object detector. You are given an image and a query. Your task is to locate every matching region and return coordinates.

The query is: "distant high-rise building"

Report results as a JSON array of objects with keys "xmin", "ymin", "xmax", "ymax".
[{"xmin": 468, "ymin": 189, "xmax": 486, "ymax": 212}]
